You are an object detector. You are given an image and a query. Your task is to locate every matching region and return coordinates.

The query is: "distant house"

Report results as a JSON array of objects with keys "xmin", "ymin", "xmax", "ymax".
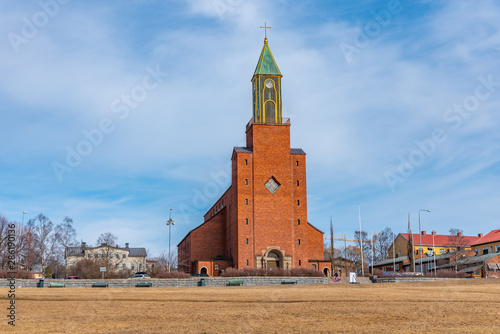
[
  {"xmin": 32, "ymin": 264, "xmax": 43, "ymax": 279},
  {"xmin": 436, "ymin": 252, "xmax": 500, "ymax": 278},
  {"xmin": 309, "ymin": 257, "xmax": 356, "ymax": 277},
  {"xmin": 373, "ymin": 250, "xmax": 477, "ymax": 274},
  {"xmin": 389, "ymin": 231, "xmax": 482, "ymax": 261},
  {"xmin": 65, "ymin": 242, "xmax": 147, "ymax": 273},
  {"xmin": 471, "ymin": 229, "xmax": 500, "ymax": 255}
]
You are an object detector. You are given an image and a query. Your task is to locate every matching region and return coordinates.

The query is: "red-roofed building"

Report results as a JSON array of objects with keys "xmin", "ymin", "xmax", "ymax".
[
  {"xmin": 389, "ymin": 231, "xmax": 482, "ymax": 260},
  {"xmin": 471, "ymin": 229, "xmax": 500, "ymax": 255}
]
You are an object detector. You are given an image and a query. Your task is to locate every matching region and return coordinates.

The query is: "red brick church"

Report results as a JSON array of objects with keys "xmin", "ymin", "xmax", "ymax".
[{"xmin": 177, "ymin": 37, "xmax": 331, "ymax": 276}]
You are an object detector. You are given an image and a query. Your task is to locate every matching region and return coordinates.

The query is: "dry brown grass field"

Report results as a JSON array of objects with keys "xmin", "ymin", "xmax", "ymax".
[{"xmin": 1, "ymin": 279, "xmax": 500, "ymax": 333}]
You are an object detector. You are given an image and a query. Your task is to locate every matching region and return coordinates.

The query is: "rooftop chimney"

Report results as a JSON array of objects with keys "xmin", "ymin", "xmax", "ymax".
[
  {"xmin": 431, "ymin": 231, "xmax": 436, "ymax": 236},
  {"xmin": 457, "ymin": 232, "xmax": 462, "ymax": 237},
  {"xmin": 125, "ymin": 243, "xmax": 129, "ymax": 249},
  {"xmin": 101, "ymin": 243, "xmax": 106, "ymax": 246},
  {"xmin": 421, "ymin": 231, "xmax": 427, "ymax": 235},
  {"xmin": 478, "ymin": 233, "xmax": 483, "ymax": 238},
  {"xmin": 116, "ymin": 244, "xmax": 119, "ymax": 248},
  {"xmin": 82, "ymin": 241, "xmax": 86, "ymax": 248}
]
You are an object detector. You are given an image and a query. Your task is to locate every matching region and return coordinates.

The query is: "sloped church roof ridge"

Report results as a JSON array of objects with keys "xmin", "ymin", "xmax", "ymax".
[{"xmin": 253, "ymin": 38, "xmax": 283, "ymax": 78}]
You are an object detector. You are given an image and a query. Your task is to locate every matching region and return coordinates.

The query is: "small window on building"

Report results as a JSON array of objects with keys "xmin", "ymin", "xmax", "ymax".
[
  {"xmin": 131, "ymin": 263, "xmax": 135, "ymax": 270},
  {"xmin": 298, "ymin": 260, "xmax": 301, "ymax": 266},
  {"xmin": 297, "ymin": 219, "xmax": 300, "ymax": 225},
  {"xmin": 215, "ymin": 264, "xmax": 219, "ymax": 271},
  {"xmin": 245, "ymin": 179, "xmax": 248, "ymax": 185},
  {"xmin": 298, "ymin": 239, "xmax": 301, "ymax": 245},
  {"xmin": 245, "ymin": 218, "xmax": 248, "ymax": 225},
  {"xmin": 496, "ymin": 245, "xmax": 500, "ymax": 253},
  {"xmin": 94, "ymin": 252, "xmax": 98, "ymax": 258},
  {"xmin": 312, "ymin": 264, "xmax": 316, "ymax": 270},
  {"xmin": 115, "ymin": 263, "xmax": 119, "ymax": 270},
  {"xmin": 122, "ymin": 263, "xmax": 126, "ymax": 270},
  {"xmin": 246, "ymin": 238, "xmax": 248, "ymax": 244},
  {"xmin": 101, "ymin": 251, "xmax": 105, "ymax": 259},
  {"xmin": 439, "ymin": 249, "xmax": 444, "ymax": 254},
  {"xmin": 246, "ymin": 260, "xmax": 249, "ymax": 266},
  {"xmin": 395, "ymin": 264, "xmax": 399, "ymax": 270},
  {"xmin": 115, "ymin": 252, "xmax": 119, "ymax": 259},
  {"xmin": 245, "ymin": 199, "xmax": 248, "ymax": 205},
  {"xmin": 123, "ymin": 253, "xmax": 127, "ymax": 259},
  {"xmin": 139, "ymin": 264, "xmax": 142, "ymax": 271},
  {"xmin": 88, "ymin": 254, "xmax": 92, "ymax": 259},
  {"xmin": 109, "ymin": 251, "xmax": 113, "ymax": 259},
  {"xmin": 483, "ymin": 247, "xmax": 489, "ymax": 255},
  {"xmin": 296, "ymin": 161, "xmax": 299, "ymax": 166},
  {"xmin": 382, "ymin": 266, "xmax": 386, "ymax": 271},
  {"xmin": 297, "ymin": 180, "xmax": 299, "ymax": 186},
  {"xmin": 245, "ymin": 159, "xmax": 248, "ymax": 165},
  {"xmin": 297, "ymin": 200, "xmax": 300, "ymax": 206}
]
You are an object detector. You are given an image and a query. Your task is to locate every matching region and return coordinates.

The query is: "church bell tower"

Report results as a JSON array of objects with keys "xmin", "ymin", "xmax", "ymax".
[{"xmin": 251, "ymin": 37, "xmax": 283, "ymax": 124}]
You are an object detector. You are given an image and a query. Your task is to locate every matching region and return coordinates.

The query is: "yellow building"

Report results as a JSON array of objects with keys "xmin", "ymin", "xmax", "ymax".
[
  {"xmin": 471, "ymin": 229, "xmax": 500, "ymax": 255},
  {"xmin": 389, "ymin": 231, "xmax": 482, "ymax": 258}
]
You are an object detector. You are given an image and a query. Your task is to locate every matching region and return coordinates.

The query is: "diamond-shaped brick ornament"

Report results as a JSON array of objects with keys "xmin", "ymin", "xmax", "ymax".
[{"xmin": 265, "ymin": 177, "xmax": 280, "ymax": 194}]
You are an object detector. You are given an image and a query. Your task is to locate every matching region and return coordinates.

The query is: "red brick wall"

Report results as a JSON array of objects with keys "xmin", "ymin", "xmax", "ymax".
[{"xmin": 178, "ymin": 121, "xmax": 325, "ymax": 272}]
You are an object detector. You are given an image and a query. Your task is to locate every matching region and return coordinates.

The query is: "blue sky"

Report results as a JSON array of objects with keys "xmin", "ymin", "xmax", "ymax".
[{"xmin": 1, "ymin": 0, "xmax": 499, "ymax": 256}]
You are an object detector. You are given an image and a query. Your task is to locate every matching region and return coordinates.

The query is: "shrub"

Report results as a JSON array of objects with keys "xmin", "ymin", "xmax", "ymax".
[
  {"xmin": 221, "ymin": 267, "xmax": 325, "ymax": 277},
  {"xmin": 106, "ymin": 269, "xmax": 133, "ymax": 279},
  {"xmin": 426, "ymin": 270, "xmax": 468, "ymax": 278},
  {"xmin": 0, "ymin": 269, "xmax": 33, "ymax": 279},
  {"xmin": 152, "ymin": 271, "xmax": 191, "ymax": 279},
  {"xmin": 290, "ymin": 268, "xmax": 324, "ymax": 277}
]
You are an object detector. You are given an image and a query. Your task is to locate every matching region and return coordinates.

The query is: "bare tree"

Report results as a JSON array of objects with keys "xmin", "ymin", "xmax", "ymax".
[
  {"xmin": 373, "ymin": 227, "xmax": 392, "ymax": 263},
  {"xmin": 448, "ymin": 228, "xmax": 468, "ymax": 272},
  {"xmin": 55, "ymin": 217, "xmax": 77, "ymax": 277},
  {"xmin": 29, "ymin": 214, "xmax": 58, "ymax": 276},
  {"xmin": 354, "ymin": 231, "xmax": 371, "ymax": 264},
  {"xmin": 96, "ymin": 232, "xmax": 117, "ymax": 246},
  {"xmin": 344, "ymin": 245, "xmax": 363, "ymax": 274},
  {"xmin": 448, "ymin": 228, "xmax": 468, "ymax": 252}
]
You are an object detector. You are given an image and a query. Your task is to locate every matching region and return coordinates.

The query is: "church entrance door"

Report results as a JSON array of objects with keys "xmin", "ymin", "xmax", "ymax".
[{"xmin": 266, "ymin": 251, "xmax": 281, "ymax": 269}]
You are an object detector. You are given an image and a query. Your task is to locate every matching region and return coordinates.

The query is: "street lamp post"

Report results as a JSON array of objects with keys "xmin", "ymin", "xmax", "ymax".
[
  {"xmin": 432, "ymin": 231, "xmax": 436, "ymax": 277},
  {"xmin": 418, "ymin": 209, "xmax": 431, "ymax": 274},
  {"xmin": 166, "ymin": 209, "xmax": 175, "ymax": 273}
]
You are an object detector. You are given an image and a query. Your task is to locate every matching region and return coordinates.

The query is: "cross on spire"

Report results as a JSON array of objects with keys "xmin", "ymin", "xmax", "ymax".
[{"xmin": 260, "ymin": 22, "xmax": 271, "ymax": 39}]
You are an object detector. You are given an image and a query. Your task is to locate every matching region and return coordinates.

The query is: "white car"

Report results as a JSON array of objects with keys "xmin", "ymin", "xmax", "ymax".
[{"xmin": 129, "ymin": 274, "xmax": 151, "ymax": 279}]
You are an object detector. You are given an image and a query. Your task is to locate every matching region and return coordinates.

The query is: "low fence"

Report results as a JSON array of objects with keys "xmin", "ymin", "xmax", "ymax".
[
  {"xmin": 371, "ymin": 277, "xmax": 467, "ymax": 283},
  {"xmin": 2, "ymin": 276, "xmax": 330, "ymax": 288}
]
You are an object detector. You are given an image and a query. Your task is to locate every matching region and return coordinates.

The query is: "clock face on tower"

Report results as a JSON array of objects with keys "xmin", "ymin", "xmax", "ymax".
[{"xmin": 265, "ymin": 80, "xmax": 274, "ymax": 88}]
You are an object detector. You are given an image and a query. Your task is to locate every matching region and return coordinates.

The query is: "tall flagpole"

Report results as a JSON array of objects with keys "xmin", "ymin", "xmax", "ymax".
[
  {"xmin": 371, "ymin": 230, "xmax": 374, "ymax": 275},
  {"xmin": 358, "ymin": 204, "xmax": 364, "ymax": 276},
  {"xmin": 393, "ymin": 229, "xmax": 395, "ymax": 271}
]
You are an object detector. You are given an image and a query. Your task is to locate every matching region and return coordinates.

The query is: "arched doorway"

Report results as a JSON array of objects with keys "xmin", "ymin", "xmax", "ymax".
[
  {"xmin": 200, "ymin": 267, "xmax": 208, "ymax": 275},
  {"xmin": 266, "ymin": 251, "xmax": 281, "ymax": 269},
  {"xmin": 323, "ymin": 268, "xmax": 330, "ymax": 277}
]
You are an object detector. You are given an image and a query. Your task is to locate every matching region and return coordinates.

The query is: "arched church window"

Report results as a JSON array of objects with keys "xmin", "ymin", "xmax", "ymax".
[{"xmin": 268, "ymin": 251, "xmax": 279, "ymax": 259}]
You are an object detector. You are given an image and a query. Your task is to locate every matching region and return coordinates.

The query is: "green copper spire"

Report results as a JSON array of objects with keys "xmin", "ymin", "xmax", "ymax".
[{"xmin": 253, "ymin": 38, "xmax": 282, "ymax": 78}]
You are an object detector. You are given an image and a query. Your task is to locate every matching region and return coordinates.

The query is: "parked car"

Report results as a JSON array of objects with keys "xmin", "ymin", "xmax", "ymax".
[
  {"xmin": 129, "ymin": 274, "xmax": 151, "ymax": 279},
  {"xmin": 192, "ymin": 273, "xmax": 210, "ymax": 277},
  {"xmin": 66, "ymin": 276, "xmax": 80, "ymax": 279}
]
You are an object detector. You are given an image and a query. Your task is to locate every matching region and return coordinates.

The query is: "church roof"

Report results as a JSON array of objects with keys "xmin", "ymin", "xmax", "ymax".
[
  {"xmin": 234, "ymin": 147, "xmax": 253, "ymax": 153},
  {"xmin": 253, "ymin": 39, "xmax": 282, "ymax": 78},
  {"xmin": 291, "ymin": 148, "xmax": 306, "ymax": 155}
]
